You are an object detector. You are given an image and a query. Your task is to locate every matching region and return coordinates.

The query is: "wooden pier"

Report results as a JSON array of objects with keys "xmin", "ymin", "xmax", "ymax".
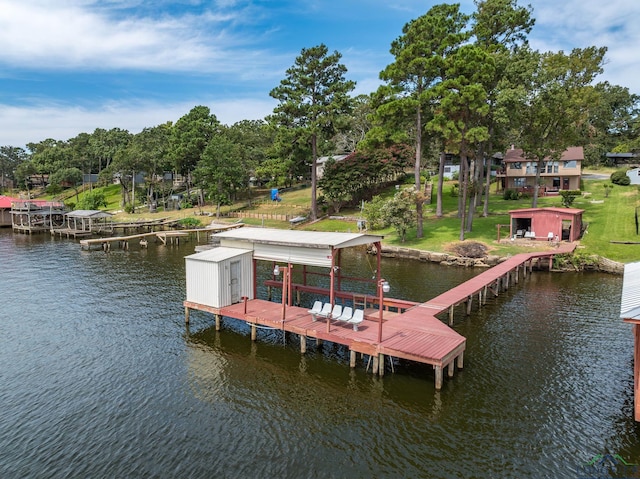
[
  {"xmin": 184, "ymin": 243, "xmax": 575, "ymax": 389},
  {"xmin": 78, "ymin": 223, "xmax": 243, "ymax": 250},
  {"xmin": 184, "ymin": 297, "xmax": 466, "ymax": 389},
  {"xmin": 423, "ymin": 243, "xmax": 576, "ymax": 325}
]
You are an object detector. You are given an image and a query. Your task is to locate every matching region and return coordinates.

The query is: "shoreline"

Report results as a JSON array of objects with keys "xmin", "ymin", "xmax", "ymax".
[{"xmin": 377, "ymin": 243, "xmax": 625, "ymax": 275}]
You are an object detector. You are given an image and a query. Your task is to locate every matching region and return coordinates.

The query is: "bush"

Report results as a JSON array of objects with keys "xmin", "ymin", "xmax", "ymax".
[
  {"xmin": 503, "ymin": 189, "xmax": 519, "ymax": 200},
  {"xmin": 559, "ymin": 189, "xmax": 581, "ymax": 207},
  {"xmin": 611, "ymin": 169, "xmax": 631, "ymax": 186},
  {"xmin": 178, "ymin": 217, "xmax": 202, "ymax": 228}
]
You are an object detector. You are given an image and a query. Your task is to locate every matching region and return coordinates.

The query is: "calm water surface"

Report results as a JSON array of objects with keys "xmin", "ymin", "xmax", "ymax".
[{"xmin": 0, "ymin": 229, "xmax": 638, "ymax": 478}]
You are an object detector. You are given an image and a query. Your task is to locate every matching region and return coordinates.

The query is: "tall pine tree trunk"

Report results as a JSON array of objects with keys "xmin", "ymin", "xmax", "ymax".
[
  {"xmin": 436, "ymin": 151, "xmax": 445, "ymax": 218},
  {"xmin": 415, "ymin": 106, "xmax": 424, "ymax": 238},
  {"xmin": 459, "ymin": 154, "xmax": 469, "ymax": 241},
  {"xmin": 310, "ymin": 133, "xmax": 318, "ymax": 220}
]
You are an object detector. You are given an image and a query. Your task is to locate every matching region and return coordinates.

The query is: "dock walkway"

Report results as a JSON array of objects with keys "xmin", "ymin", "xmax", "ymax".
[
  {"xmin": 185, "ymin": 243, "xmax": 575, "ymax": 389},
  {"xmin": 423, "ymin": 243, "xmax": 576, "ymax": 324}
]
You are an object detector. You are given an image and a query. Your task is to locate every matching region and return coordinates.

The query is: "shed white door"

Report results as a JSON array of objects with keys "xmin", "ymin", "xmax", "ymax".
[{"xmin": 230, "ymin": 260, "xmax": 241, "ymax": 303}]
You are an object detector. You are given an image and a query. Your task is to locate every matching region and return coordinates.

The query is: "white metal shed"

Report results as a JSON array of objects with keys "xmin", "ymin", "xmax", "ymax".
[{"xmin": 185, "ymin": 247, "xmax": 253, "ymax": 308}]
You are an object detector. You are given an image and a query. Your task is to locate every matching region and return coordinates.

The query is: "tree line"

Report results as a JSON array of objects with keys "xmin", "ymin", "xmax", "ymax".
[{"xmin": 0, "ymin": 0, "xmax": 638, "ymax": 235}]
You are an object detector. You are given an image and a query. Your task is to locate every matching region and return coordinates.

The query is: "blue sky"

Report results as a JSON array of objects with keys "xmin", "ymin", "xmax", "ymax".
[{"xmin": 0, "ymin": 0, "xmax": 638, "ymax": 148}]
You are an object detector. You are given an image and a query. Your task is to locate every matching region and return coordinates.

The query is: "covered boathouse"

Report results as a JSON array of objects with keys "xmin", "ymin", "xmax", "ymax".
[{"xmin": 184, "ymin": 227, "xmax": 466, "ymax": 389}]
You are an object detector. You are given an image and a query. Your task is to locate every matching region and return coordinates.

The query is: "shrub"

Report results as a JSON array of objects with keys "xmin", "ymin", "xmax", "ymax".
[
  {"xmin": 559, "ymin": 189, "xmax": 581, "ymax": 207},
  {"xmin": 503, "ymin": 189, "xmax": 519, "ymax": 200},
  {"xmin": 178, "ymin": 217, "xmax": 202, "ymax": 228},
  {"xmin": 611, "ymin": 169, "xmax": 631, "ymax": 186}
]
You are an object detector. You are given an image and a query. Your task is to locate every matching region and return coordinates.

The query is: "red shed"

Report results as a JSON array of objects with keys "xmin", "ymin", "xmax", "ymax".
[{"xmin": 509, "ymin": 207, "xmax": 584, "ymax": 242}]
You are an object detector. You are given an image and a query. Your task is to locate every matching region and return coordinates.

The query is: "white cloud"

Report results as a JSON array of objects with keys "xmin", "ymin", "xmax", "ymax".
[
  {"xmin": 528, "ymin": 0, "xmax": 640, "ymax": 93},
  {"xmin": 0, "ymin": 0, "xmax": 260, "ymax": 73},
  {"xmin": 0, "ymin": 97, "xmax": 276, "ymax": 147}
]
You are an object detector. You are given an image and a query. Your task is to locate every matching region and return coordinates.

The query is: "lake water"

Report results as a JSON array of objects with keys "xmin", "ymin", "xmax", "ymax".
[{"xmin": 0, "ymin": 229, "xmax": 638, "ymax": 478}]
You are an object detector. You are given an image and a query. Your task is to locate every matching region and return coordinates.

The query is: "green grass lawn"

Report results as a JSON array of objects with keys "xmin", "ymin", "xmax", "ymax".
[{"xmin": 60, "ymin": 173, "xmax": 640, "ymax": 263}]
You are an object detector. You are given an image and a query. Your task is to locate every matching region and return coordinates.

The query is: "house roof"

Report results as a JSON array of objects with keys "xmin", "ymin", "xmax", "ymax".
[
  {"xmin": 0, "ymin": 195, "xmax": 19, "ymax": 208},
  {"xmin": 606, "ymin": 152, "xmax": 637, "ymax": 158},
  {"xmin": 503, "ymin": 146, "xmax": 584, "ymax": 162},
  {"xmin": 316, "ymin": 153, "xmax": 353, "ymax": 164},
  {"xmin": 509, "ymin": 207, "xmax": 584, "ymax": 215},
  {"xmin": 621, "ymin": 262, "xmax": 640, "ymax": 322}
]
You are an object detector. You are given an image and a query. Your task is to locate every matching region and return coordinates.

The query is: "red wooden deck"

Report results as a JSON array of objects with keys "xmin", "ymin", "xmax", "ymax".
[
  {"xmin": 184, "ymin": 243, "xmax": 575, "ymax": 389},
  {"xmin": 423, "ymin": 243, "xmax": 576, "ymax": 319}
]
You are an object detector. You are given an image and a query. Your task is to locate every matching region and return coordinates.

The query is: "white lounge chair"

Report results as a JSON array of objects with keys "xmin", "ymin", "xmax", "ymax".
[
  {"xmin": 348, "ymin": 309, "xmax": 365, "ymax": 331},
  {"xmin": 316, "ymin": 303, "xmax": 332, "ymax": 319},
  {"xmin": 336, "ymin": 306, "xmax": 353, "ymax": 322},
  {"xmin": 307, "ymin": 301, "xmax": 322, "ymax": 321},
  {"xmin": 328, "ymin": 304, "xmax": 342, "ymax": 320}
]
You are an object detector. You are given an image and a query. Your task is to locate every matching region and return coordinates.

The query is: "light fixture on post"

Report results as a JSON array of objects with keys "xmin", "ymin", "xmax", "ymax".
[
  {"xmin": 273, "ymin": 264, "xmax": 292, "ymax": 322},
  {"xmin": 377, "ymin": 279, "xmax": 390, "ymax": 343}
]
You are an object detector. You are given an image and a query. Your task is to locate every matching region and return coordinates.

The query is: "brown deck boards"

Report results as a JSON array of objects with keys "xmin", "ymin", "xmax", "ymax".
[{"xmin": 185, "ymin": 243, "xmax": 575, "ymax": 387}]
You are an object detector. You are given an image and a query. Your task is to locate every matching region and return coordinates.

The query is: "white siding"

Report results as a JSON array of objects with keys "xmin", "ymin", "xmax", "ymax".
[
  {"xmin": 185, "ymin": 247, "xmax": 253, "ymax": 308},
  {"xmin": 253, "ymin": 243, "xmax": 331, "ymax": 267}
]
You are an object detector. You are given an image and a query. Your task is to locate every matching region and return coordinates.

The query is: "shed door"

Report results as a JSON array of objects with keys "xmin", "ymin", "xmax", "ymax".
[{"xmin": 230, "ymin": 260, "xmax": 241, "ymax": 303}]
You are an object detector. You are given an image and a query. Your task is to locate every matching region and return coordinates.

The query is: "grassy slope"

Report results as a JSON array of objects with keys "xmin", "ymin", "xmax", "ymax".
[{"xmin": 58, "ymin": 173, "xmax": 640, "ymax": 263}]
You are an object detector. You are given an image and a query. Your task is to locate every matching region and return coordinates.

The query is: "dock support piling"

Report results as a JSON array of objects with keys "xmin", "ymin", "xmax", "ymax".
[
  {"xmin": 466, "ymin": 296, "xmax": 473, "ymax": 315},
  {"xmin": 447, "ymin": 362, "xmax": 455, "ymax": 378},
  {"xmin": 372, "ymin": 355, "xmax": 379, "ymax": 375},
  {"xmin": 350, "ymin": 350, "xmax": 357, "ymax": 368},
  {"xmin": 215, "ymin": 314, "xmax": 221, "ymax": 331},
  {"xmin": 300, "ymin": 335, "xmax": 307, "ymax": 354},
  {"xmin": 251, "ymin": 323, "xmax": 256, "ymax": 340},
  {"xmin": 378, "ymin": 354, "xmax": 385, "ymax": 377},
  {"xmin": 449, "ymin": 305, "xmax": 455, "ymax": 326},
  {"xmin": 435, "ymin": 366, "xmax": 443, "ymax": 390},
  {"xmin": 185, "ymin": 306, "xmax": 190, "ymax": 324},
  {"xmin": 457, "ymin": 352, "xmax": 464, "ymax": 369}
]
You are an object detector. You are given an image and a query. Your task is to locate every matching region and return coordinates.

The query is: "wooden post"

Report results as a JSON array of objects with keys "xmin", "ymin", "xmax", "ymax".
[
  {"xmin": 378, "ymin": 354, "xmax": 385, "ymax": 377},
  {"xmin": 449, "ymin": 305, "xmax": 455, "ymax": 326},
  {"xmin": 435, "ymin": 366, "xmax": 443, "ymax": 390},
  {"xmin": 447, "ymin": 362, "xmax": 455, "ymax": 378},
  {"xmin": 372, "ymin": 355, "xmax": 379, "ymax": 375},
  {"xmin": 300, "ymin": 335, "xmax": 307, "ymax": 354},
  {"xmin": 350, "ymin": 350, "xmax": 357, "ymax": 368},
  {"xmin": 483, "ymin": 285, "xmax": 488, "ymax": 304},
  {"xmin": 251, "ymin": 323, "xmax": 257, "ymax": 341},
  {"xmin": 316, "ymin": 339, "xmax": 323, "ymax": 347},
  {"xmin": 457, "ymin": 351, "xmax": 464, "ymax": 369},
  {"xmin": 466, "ymin": 296, "xmax": 473, "ymax": 315},
  {"xmin": 515, "ymin": 265, "xmax": 519, "ymax": 284},
  {"xmin": 184, "ymin": 306, "xmax": 190, "ymax": 324},
  {"xmin": 215, "ymin": 314, "xmax": 221, "ymax": 331}
]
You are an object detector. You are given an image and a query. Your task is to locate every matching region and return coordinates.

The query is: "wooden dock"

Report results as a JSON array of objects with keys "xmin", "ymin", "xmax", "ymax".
[
  {"xmin": 184, "ymin": 243, "xmax": 575, "ymax": 389},
  {"xmin": 184, "ymin": 298, "xmax": 466, "ymax": 389},
  {"xmin": 78, "ymin": 223, "xmax": 243, "ymax": 250},
  {"xmin": 424, "ymin": 243, "xmax": 577, "ymax": 325}
]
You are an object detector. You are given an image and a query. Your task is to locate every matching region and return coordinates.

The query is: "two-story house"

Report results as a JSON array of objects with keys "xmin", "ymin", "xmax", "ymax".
[{"xmin": 498, "ymin": 146, "xmax": 583, "ymax": 195}]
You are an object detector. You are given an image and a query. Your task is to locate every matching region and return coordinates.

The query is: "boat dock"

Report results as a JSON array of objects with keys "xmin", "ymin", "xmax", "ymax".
[
  {"xmin": 184, "ymin": 297, "xmax": 466, "ymax": 389},
  {"xmin": 78, "ymin": 223, "xmax": 243, "ymax": 250},
  {"xmin": 183, "ymin": 227, "xmax": 577, "ymax": 389}
]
